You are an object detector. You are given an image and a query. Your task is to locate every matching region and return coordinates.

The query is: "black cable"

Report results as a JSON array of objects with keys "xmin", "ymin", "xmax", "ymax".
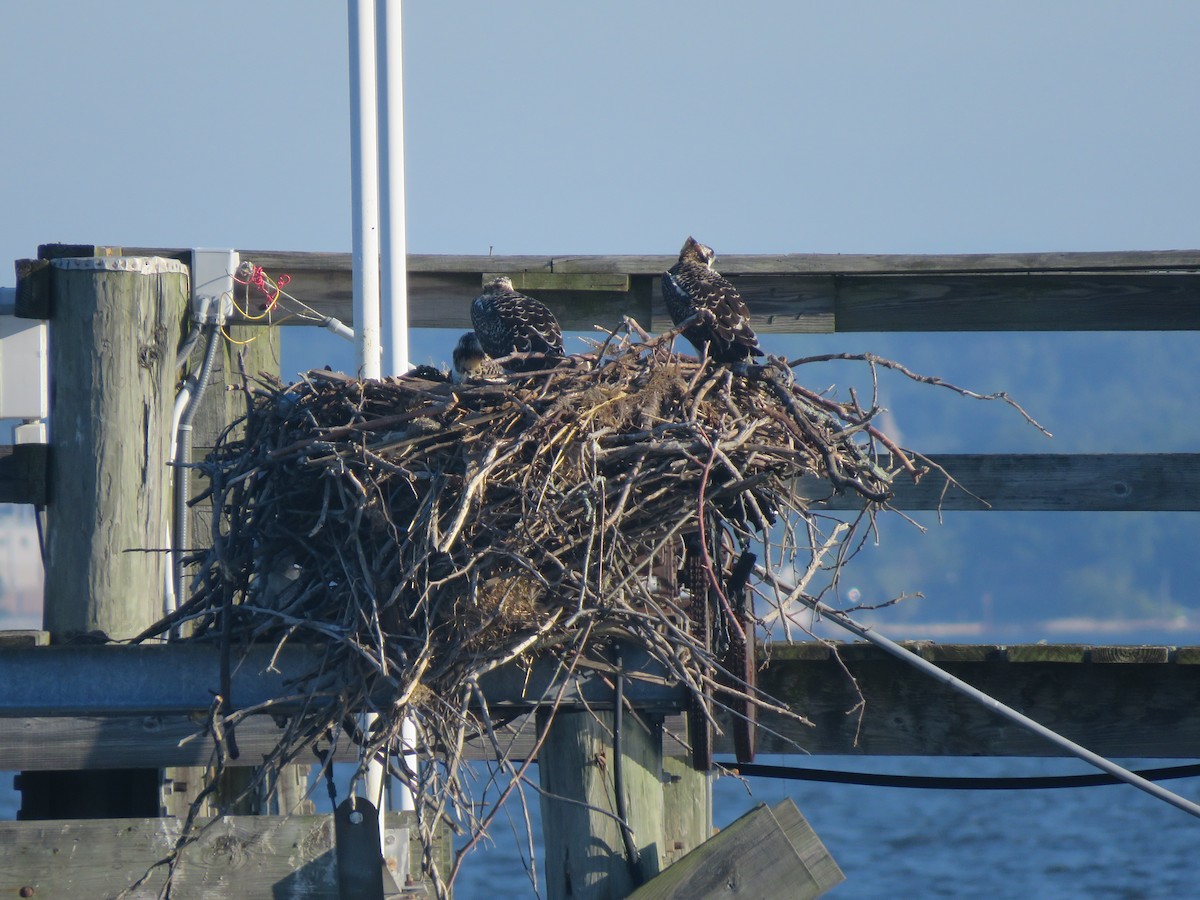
[
  {"xmin": 611, "ymin": 643, "xmax": 642, "ymax": 885},
  {"xmin": 724, "ymin": 761, "xmax": 1200, "ymax": 791}
]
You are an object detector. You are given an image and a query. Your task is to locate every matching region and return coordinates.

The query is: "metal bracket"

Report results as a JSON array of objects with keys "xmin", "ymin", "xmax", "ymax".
[
  {"xmin": 335, "ymin": 797, "xmax": 406, "ymax": 899},
  {"xmin": 190, "ymin": 249, "xmax": 238, "ymax": 324}
]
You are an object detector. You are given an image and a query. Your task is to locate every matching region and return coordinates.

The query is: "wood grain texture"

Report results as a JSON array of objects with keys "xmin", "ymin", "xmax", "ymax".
[
  {"xmin": 750, "ymin": 642, "xmax": 1200, "ymax": 757},
  {"xmin": 660, "ymin": 753, "xmax": 711, "ymax": 870},
  {"xmin": 43, "ymin": 258, "xmax": 186, "ymax": 641},
  {"xmin": 119, "ymin": 247, "xmax": 1200, "ymax": 333},
  {"xmin": 4, "ymin": 643, "xmax": 1199, "ymax": 766},
  {"xmin": 0, "ymin": 811, "xmax": 444, "ymax": 899},
  {"xmin": 797, "ymin": 453, "xmax": 1200, "ymax": 511},
  {"xmin": 628, "ymin": 799, "xmax": 842, "ymax": 900},
  {"xmin": 538, "ymin": 709, "xmax": 665, "ymax": 899}
]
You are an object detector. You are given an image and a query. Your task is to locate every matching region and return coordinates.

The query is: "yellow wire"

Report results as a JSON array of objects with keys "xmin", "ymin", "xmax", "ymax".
[{"xmin": 221, "ymin": 324, "xmax": 259, "ymax": 345}]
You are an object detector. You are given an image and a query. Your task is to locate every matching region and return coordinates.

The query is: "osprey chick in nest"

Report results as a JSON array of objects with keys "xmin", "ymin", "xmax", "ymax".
[
  {"xmin": 663, "ymin": 236, "xmax": 762, "ymax": 363},
  {"xmin": 468, "ymin": 275, "xmax": 565, "ymax": 373}
]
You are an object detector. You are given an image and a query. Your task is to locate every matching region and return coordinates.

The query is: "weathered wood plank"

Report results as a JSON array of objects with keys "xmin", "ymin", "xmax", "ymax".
[
  {"xmin": 0, "ymin": 811, "xmax": 444, "ymax": 899},
  {"xmin": 627, "ymin": 799, "xmax": 841, "ymax": 900},
  {"xmin": 0, "ymin": 630, "xmax": 47, "ymax": 648},
  {"xmin": 799, "ymin": 453, "xmax": 1200, "ymax": 511},
  {"xmin": 4, "ymin": 644, "xmax": 1200, "ymax": 765},
  {"xmin": 124, "ymin": 247, "xmax": 1200, "ymax": 277},
  {"xmin": 660, "ymin": 753, "xmax": 711, "ymax": 870},
  {"xmin": 753, "ymin": 642, "xmax": 1200, "ymax": 757},
  {"xmin": 538, "ymin": 710, "xmax": 665, "ymax": 899},
  {"xmin": 771, "ymin": 799, "xmax": 846, "ymax": 896},
  {"xmin": 118, "ymin": 247, "xmax": 1200, "ymax": 333},
  {"xmin": 10, "ymin": 450, "xmax": 1200, "ymax": 512},
  {"xmin": 0, "ymin": 643, "xmax": 683, "ymax": 718},
  {"xmin": 42, "ymin": 257, "xmax": 186, "ymax": 641}
]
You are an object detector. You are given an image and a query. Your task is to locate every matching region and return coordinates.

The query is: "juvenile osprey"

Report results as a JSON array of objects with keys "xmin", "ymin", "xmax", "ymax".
[
  {"xmin": 470, "ymin": 276, "xmax": 565, "ymax": 372},
  {"xmin": 662, "ymin": 237, "xmax": 762, "ymax": 363},
  {"xmin": 451, "ymin": 331, "xmax": 501, "ymax": 382}
]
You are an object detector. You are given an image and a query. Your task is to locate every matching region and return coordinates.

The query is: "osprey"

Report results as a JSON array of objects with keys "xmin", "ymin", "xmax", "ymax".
[
  {"xmin": 662, "ymin": 237, "xmax": 762, "ymax": 362},
  {"xmin": 470, "ymin": 276, "xmax": 565, "ymax": 373},
  {"xmin": 451, "ymin": 331, "xmax": 502, "ymax": 382}
]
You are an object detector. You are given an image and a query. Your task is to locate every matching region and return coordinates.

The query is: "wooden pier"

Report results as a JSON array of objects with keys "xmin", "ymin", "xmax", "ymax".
[{"xmin": 3, "ymin": 243, "xmax": 1200, "ymax": 898}]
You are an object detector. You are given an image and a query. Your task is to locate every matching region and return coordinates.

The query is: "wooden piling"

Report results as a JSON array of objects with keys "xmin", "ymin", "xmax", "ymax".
[
  {"xmin": 538, "ymin": 709, "xmax": 667, "ymax": 899},
  {"xmin": 19, "ymin": 252, "xmax": 186, "ymax": 821},
  {"xmin": 41, "ymin": 255, "xmax": 186, "ymax": 641}
]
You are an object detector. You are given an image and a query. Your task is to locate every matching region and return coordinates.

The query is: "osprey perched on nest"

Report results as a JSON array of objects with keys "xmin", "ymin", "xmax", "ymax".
[
  {"xmin": 451, "ymin": 331, "xmax": 502, "ymax": 382},
  {"xmin": 663, "ymin": 236, "xmax": 762, "ymax": 363},
  {"xmin": 466, "ymin": 275, "xmax": 565, "ymax": 374}
]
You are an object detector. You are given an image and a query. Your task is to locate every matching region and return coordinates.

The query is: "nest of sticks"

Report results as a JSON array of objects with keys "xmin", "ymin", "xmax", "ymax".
[{"xmin": 147, "ymin": 321, "xmax": 956, "ymax": 894}]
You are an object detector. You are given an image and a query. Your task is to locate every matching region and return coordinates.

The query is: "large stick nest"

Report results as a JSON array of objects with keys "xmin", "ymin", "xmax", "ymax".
[{"xmin": 153, "ymin": 323, "xmax": 927, "ymax": 895}]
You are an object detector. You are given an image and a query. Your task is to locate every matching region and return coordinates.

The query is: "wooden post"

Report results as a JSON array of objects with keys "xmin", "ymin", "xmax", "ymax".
[
  {"xmin": 660, "ymin": 751, "xmax": 711, "ymax": 868},
  {"xmin": 19, "ymin": 251, "xmax": 185, "ymax": 820},
  {"xmin": 159, "ymin": 312, "xmax": 306, "ymax": 819},
  {"xmin": 538, "ymin": 709, "xmax": 666, "ymax": 900},
  {"xmin": 41, "ymin": 254, "xmax": 185, "ymax": 641}
]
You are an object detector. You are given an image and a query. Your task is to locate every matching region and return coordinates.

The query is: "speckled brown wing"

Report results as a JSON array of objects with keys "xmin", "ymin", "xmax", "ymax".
[
  {"xmin": 471, "ymin": 286, "xmax": 564, "ymax": 373},
  {"xmin": 662, "ymin": 260, "xmax": 762, "ymax": 363}
]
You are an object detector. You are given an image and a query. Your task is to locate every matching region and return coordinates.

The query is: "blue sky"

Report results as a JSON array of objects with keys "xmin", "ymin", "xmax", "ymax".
[
  {"xmin": 4, "ymin": 1, "xmax": 1199, "ymax": 272},
  {"xmin": 5, "ymin": 2, "xmax": 1200, "ymax": 633}
]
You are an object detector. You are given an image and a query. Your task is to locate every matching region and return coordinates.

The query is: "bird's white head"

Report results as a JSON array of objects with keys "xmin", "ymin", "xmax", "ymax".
[
  {"xmin": 680, "ymin": 236, "xmax": 716, "ymax": 269},
  {"xmin": 484, "ymin": 275, "xmax": 515, "ymax": 292},
  {"xmin": 452, "ymin": 331, "xmax": 487, "ymax": 382}
]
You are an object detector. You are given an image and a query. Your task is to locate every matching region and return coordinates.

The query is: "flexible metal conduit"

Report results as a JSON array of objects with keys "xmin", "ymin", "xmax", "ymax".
[{"xmin": 172, "ymin": 324, "xmax": 222, "ymax": 610}]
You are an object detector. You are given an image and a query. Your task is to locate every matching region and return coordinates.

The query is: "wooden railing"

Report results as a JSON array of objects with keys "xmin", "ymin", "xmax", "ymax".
[{"xmin": 4, "ymin": 245, "xmax": 1200, "ymax": 898}]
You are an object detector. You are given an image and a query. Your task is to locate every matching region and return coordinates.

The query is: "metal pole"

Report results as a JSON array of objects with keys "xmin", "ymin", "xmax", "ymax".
[
  {"xmin": 374, "ymin": 0, "xmax": 415, "ymax": 817},
  {"xmin": 375, "ymin": 0, "xmax": 409, "ymax": 376},
  {"xmin": 757, "ymin": 566, "xmax": 1200, "ymax": 820},
  {"xmin": 348, "ymin": 0, "xmax": 382, "ymax": 380}
]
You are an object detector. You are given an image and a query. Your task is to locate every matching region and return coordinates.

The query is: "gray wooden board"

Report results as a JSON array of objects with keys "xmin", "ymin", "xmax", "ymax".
[
  {"xmin": 12, "ymin": 450, "xmax": 1200, "ymax": 511},
  {"xmin": 111, "ymin": 247, "xmax": 1200, "ymax": 333},
  {"xmin": 796, "ymin": 453, "xmax": 1200, "ymax": 511},
  {"xmin": 0, "ymin": 642, "xmax": 683, "ymax": 717},
  {"xmin": 626, "ymin": 799, "xmax": 841, "ymax": 900},
  {"xmin": 3, "ymin": 643, "xmax": 1199, "ymax": 767},
  {"xmin": 0, "ymin": 812, "xmax": 442, "ymax": 899}
]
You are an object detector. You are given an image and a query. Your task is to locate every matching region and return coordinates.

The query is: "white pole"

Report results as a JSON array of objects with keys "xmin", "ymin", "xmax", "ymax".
[
  {"xmin": 375, "ymin": 0, "xmax": 416, "ymax": 817},
  {"xmin": 348, "ymin": 0, "xmax": 382, "ymax": 380},
  {"xmin": 376, "ymin": 0, "xmax": 410, "ymax": 376}
]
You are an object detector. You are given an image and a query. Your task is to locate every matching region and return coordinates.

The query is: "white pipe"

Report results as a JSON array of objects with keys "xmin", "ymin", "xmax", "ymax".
[
  {"xmin": 163, "ymin": 382, "xmax": 193, "ymax": 624},
  {"xmin": 349, "ymin": 0, "xmax": 382, "ymax": 380},
  {"xmin": 322, "ymin": 316, "xmax": 356, "ymax": 342},
  {"xmin": 375, "ymin": 0, "xmax": 416, "ymax": 819},
  {"xmin": 757, "ymin": 566, "xmax": 1200, "ymax": 820},
  {"xmin": 375, "ymin": 0, "xmax": 409, "ymax": 375},
  {"xmin": 399, "ymin": 717, "xmax": 417, "ymax": 812}
]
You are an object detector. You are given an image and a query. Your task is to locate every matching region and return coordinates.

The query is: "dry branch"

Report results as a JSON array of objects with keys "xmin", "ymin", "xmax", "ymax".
[{"xmin": 142, "ymin": 324, "xmax": 931, "ymax": 896}]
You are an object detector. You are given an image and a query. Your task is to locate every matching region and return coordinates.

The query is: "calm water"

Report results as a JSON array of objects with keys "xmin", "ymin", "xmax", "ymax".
[{"xmin": 449, "ymin": 755, "xmax": 1200, "ymax": 899}]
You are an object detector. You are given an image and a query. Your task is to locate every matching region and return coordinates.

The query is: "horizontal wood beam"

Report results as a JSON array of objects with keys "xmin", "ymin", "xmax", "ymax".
[
  {"xmin": 749, "ymin": 642, "xmax": 1200, "ymax": 758},
  {"xmin": 799, "ymin": 452, "xmax": 1200, "ymax": 511},
  {"xmin": 0, "ymin": 642, "xmax": 681, "ymax": 718},
  {"xmin": 0, "ymin": 811, "xmax": 442, "ymax": 898},
  {"xmin": 101, "ymin": 246, "xmax": 1200, "ymax": 334},
  {"xmin": 5, "ymin": 449, "xmax": 1196, "ymax": 512},
  {"xmin": 2, "ymin": 642, "xmax": 1198, "ymax": 767}
]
